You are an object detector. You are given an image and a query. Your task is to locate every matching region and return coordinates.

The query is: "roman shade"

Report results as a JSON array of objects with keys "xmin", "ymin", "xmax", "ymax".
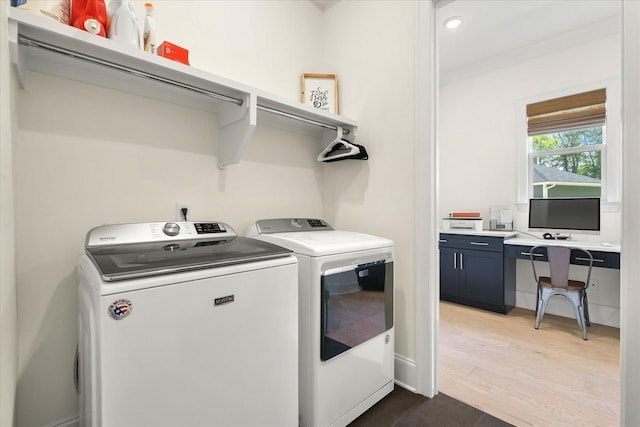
[{"xmin": 527, "ymin": 88, "xmax": 606, "ymax": 136}]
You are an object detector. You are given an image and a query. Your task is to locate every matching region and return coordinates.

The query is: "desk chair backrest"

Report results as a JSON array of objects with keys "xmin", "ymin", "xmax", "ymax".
[
  {"xmin": 530, "ymin": 245, "xmax": 593, "ymax": 289},
  {"xmin": 548, "ymin": 246, "xmax": 572, "ymax": 288}
]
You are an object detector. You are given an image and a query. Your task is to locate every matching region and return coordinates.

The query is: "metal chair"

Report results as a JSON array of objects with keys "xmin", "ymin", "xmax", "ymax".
[{"xmin": 530, "ymin": 245, "xmax": 593, "ymax": 340}]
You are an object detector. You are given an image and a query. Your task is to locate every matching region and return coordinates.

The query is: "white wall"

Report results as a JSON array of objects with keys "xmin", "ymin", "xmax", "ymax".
[
  {"xmin": 1, "ymin": 2, "xmax": 19, "ymax": 427},
  {"xmin": 439, "ymin": 34, "xmax": 622, "ymax": 326},
  {"xmin": 321, "ymin": 1, "xmax": 418, "ymax": 361},
  {"xmin": 439, "ymin": 34, "xmax": 620, "ymax": 225},
  {"xmin": 10, "ymin": 2, "xmax": 327, "ymax": 426},
  {"xmin": 132, "ymin": 0, "xmax": 323, "ymax": 97}
]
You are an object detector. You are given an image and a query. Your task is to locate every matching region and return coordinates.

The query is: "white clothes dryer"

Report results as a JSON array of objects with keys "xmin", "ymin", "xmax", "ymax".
[
  {"xmin": 78, "ymin": 221, "xmax": 298, "ymax": 427},
  {"xmin": 248, "ymin": 218, "xmax": 394, "ymax": 427}
]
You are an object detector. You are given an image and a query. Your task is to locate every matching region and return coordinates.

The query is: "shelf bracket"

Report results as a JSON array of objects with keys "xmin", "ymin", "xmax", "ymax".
[
  {"xmin": 218, "ymin": 93, "xmax": 257, "ymax": 169},
  {"xmin": 8, "ymin": 17, "xmax": 26, "ymax": 88}
]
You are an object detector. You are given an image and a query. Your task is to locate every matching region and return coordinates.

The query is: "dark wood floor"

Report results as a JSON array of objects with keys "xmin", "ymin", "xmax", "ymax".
[{"xmin": 348, "ymin": 386, "xmax": 513, "ymax": 427}]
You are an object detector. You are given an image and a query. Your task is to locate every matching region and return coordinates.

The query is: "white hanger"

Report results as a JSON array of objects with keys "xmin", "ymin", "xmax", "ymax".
[{"xmin": 317, "ymin": 126, "xmax": 360, "ymax": 162}]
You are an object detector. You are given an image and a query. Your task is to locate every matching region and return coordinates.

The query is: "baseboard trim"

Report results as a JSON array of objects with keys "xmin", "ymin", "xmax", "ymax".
[
  {"xmin": 394, "ymin": 353, "xmax": 417, "ymax": 392},
  {"xmin": 44, "ymin": 415, "xmax": 78, "ymax": 427}
]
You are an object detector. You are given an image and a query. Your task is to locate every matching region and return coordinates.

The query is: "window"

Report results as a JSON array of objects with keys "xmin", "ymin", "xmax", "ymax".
[
  {"xmin": 517, "ymin": 81, "xmax": 621, "ymax": 212},
  {"xmin": 527, "ymin": 89, "xmax": 605, "ymax": 199}
]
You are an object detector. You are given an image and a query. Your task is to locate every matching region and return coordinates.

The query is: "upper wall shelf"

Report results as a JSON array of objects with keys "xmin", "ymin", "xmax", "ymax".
[{"xmin": 6, "ymin": 8, "xmax": 358, "ymax": 168}]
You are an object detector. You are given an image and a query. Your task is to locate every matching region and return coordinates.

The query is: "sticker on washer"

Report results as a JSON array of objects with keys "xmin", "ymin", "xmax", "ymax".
[{"xmin": 108, "ymin": 299, "xmax": 133, "ymax": 320}]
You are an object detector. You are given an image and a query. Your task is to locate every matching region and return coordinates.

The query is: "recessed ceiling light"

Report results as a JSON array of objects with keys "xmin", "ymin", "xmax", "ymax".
[{"xmin": 443, "ymin": 16, "xmax": 463, "ymax": 30}]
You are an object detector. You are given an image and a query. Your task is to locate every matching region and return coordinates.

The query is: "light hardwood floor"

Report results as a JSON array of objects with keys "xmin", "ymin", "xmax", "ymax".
[{"xmin": 439, "ymin": 301, "xmax": 620, "ymax": 426}]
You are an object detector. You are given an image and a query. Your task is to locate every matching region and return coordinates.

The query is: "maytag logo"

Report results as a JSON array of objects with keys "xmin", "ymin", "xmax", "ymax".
[
  {"xmin": 214, "ymin": 295, "xmax": 235, "ymax": 306},
  {"xmin": 99, "ymin": 236, "xmax": 116, "ymax": 241}
]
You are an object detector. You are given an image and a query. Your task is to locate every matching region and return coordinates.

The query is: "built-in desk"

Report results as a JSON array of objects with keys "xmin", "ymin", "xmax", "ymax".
[
  {"xmin": 439, "ymin": 231, "xmax": 621, "ymax": 315},
  {"xmin": 504, "ymin": 237, "xmax": 621, "ymax": 269}
]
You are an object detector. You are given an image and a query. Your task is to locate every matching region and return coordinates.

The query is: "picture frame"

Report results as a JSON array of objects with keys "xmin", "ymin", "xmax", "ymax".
[{"xmin": 301, "ymin": 73, "xmax": 339, "ymax": 114}]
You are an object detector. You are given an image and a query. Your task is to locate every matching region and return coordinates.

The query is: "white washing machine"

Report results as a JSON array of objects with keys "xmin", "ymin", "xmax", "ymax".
[
  {"xmin": 78, "ymin": 221, "xmax": 299, "ymax": 427},
  {"xmin": 248, "ymin": 218, "xmax": 394, "ymax": 427}
]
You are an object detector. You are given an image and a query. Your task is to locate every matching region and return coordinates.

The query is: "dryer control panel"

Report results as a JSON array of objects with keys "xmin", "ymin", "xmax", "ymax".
[{"xmin": 254, "ymin": 218, "xmax": 333, "ymax": 234}]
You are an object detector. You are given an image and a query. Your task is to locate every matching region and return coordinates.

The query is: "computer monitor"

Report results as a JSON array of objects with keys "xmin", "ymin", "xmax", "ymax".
[{"xmin": 528, "ymin": 197, "xmax": 600, "ymax": 234}]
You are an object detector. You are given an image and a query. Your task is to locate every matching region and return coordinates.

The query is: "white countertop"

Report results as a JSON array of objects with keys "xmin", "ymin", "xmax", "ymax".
[
  {"xmin": 439, "ymin": 229, "xmax": 518, "ymax": 238},
  {"xmin": 439, "ymin": 230, "xmax": 620, "ymax": 253}
]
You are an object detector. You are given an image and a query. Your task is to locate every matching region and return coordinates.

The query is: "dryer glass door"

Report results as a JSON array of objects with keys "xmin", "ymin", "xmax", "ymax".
[{"xmin": 320, "ymin": 259, "xmax": 393, "ymax": 361}]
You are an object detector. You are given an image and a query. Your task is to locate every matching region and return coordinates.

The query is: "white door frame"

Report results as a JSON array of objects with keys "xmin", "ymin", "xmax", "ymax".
[{"xmin": 414, "ymin": 0, "xmax": 438, "ymax": 398}]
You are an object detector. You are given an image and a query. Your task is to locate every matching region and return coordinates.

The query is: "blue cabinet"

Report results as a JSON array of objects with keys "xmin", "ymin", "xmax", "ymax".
[{"xmin": 439, "ymin": 233, "xmax": 515, "ymax": 314}]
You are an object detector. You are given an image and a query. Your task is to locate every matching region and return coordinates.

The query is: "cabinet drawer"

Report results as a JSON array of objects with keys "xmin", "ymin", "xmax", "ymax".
[
  {"xmin": 571, "ymin": 250, "xmax": 620, "ymax": 269},
  {"xmin": 504, "ymin": 245, "xmax": 547, "ymax": 261},
  {"xmin": 505, "ymin": 245, "xmax": 620, "ymax": 269},
  {"xmin": 439, "ymin": 234, "xmax": 504, "ymax": 253}
]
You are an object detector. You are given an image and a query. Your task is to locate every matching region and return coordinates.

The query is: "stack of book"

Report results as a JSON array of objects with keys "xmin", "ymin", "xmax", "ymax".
[{"xmin": 448, "ymin": 212, "xmax": 481, "ymax": 218}]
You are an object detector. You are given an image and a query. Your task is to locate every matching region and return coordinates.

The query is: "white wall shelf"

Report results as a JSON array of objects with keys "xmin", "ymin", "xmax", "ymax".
[{"xmin": 7, "ymin": 8, "xmax": 358, "ymax": 168}]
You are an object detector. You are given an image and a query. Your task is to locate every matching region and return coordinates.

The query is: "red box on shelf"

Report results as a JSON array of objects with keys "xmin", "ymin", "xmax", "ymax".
[{"xmin": 157, "ymin": 41, "xmax": 189, "ymax": 65}]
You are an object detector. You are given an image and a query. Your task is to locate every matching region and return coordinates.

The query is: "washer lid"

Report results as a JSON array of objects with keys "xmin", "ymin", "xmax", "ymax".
[
  {"xmin": 254, "ymin": 230, "xmax": 393, "ymax": 257},
  {"xmin": 84, "ymin": 222, "xmax": 292, "ymax": 281}
]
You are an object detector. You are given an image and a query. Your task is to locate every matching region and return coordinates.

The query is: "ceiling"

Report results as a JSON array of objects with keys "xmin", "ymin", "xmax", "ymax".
[{"xmin": 437, "ymin": 0, "xmax": 621, "ymax": 84}]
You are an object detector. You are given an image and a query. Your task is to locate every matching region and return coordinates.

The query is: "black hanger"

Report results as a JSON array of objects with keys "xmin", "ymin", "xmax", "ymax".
[
  {"xmin": 317, "ymin": 126, "xmax": 368, "ymax": 162},
  {"xmin": 322, "ymin": 142, "xmax": 368, "ymax": 162}
]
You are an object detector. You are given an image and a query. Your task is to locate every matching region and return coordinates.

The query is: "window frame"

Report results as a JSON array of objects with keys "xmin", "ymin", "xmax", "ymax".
[{"xmin": 516, "ymin": 79, "xmax": 621, "ymax": 212}]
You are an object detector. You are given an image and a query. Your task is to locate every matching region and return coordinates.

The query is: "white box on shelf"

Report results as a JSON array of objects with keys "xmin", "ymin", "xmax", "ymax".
[{"xmin": 442, "ymin": 218, "xmax": 483, "ymax": 231}]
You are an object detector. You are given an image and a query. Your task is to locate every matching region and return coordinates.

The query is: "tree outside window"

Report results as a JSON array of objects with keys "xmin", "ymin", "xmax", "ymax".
[{"xmin": 531, "ymin": 126, "xmax": 602, "ymax": 198}]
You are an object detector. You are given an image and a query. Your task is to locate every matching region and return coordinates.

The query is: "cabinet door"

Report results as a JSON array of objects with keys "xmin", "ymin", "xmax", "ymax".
[
  {"xmin": 460, "ymin": 249, "xmax": 503, "ymax": 305},
  {"xmin": 439, "ymin": 247, "xmax": 460, "ymax": 297}
]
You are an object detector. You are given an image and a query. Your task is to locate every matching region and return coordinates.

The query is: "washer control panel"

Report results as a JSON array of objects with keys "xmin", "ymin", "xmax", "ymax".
[{"xmin": 86, "ymin": 221, "xmax": 235, "ymax": 247}]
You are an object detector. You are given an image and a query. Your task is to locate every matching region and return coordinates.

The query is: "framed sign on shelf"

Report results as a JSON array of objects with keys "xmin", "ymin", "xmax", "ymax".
[{"xmin": 301, "ymin": 73, "xmax": 339, "ymax": 114}]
